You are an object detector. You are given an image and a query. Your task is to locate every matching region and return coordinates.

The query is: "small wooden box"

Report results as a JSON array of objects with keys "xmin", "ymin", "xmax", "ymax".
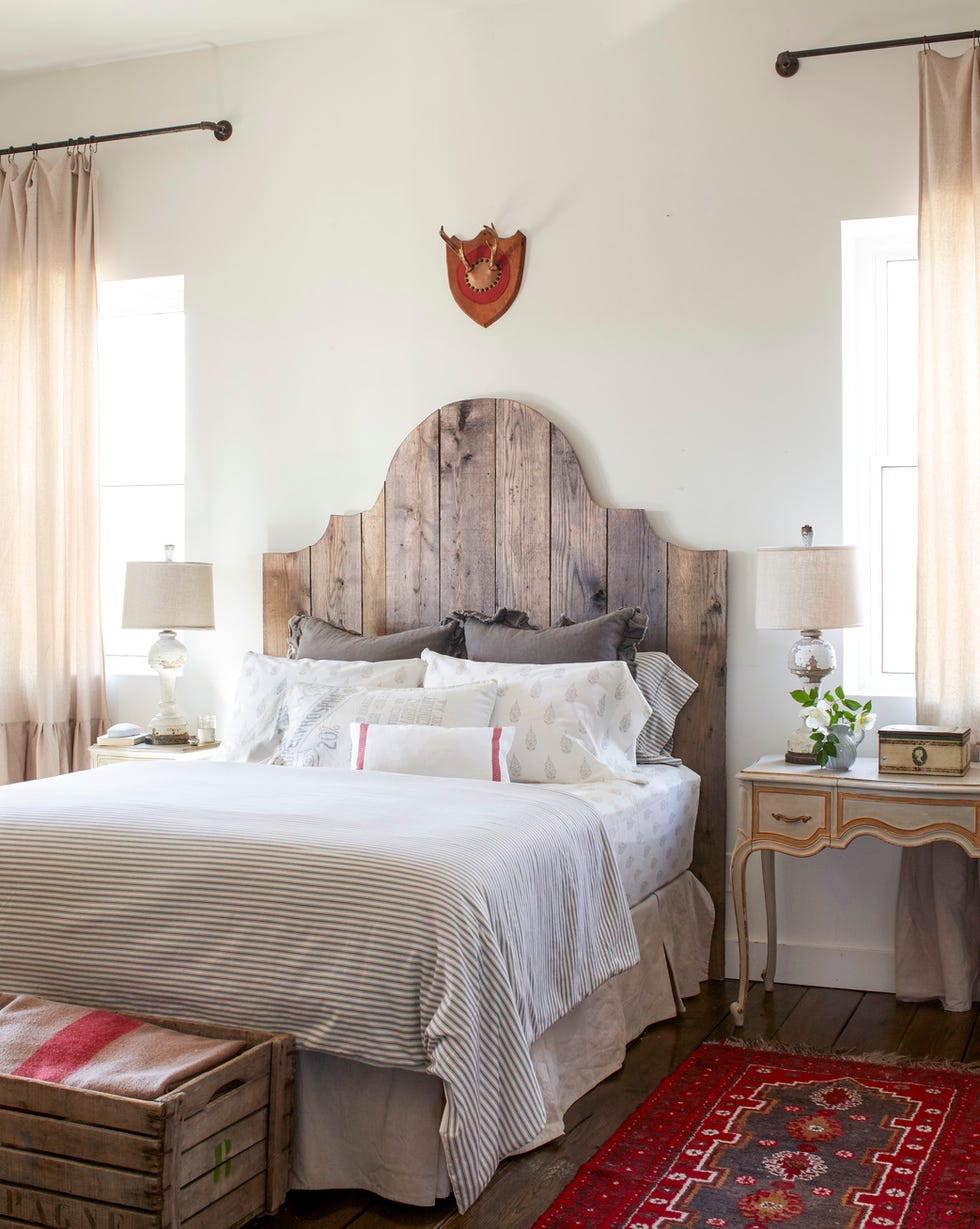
[
  {"xmin": 878, "ymin": 724, "xmax": 972, "ymax": 776},
  {"xmin": 0, "ymin": 1008, "xmax": 293, "ymax": 1229}
]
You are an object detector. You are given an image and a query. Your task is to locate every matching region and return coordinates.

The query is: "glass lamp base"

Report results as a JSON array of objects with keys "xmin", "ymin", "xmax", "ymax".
[
  {"xmin": 148, "ymin": 634, "xmax": 190, "ymax": 744},
  {"xmin": 785, "ymin": 719, "xmax": 817, "ymax": 765}
]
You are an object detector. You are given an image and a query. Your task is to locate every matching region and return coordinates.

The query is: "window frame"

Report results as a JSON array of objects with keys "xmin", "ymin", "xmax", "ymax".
[
  {"xmin": 98, "ymin": 275, "xmax": 186, "ymax": 677},
  {"xmin": 841, "ymin": 216, "xmax": 918, "ymax": 698}
]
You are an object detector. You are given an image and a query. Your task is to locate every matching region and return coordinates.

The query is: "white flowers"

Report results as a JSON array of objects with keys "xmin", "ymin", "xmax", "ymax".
[
  {"xmin": 853, "ymin": 707, "xmax": 877, "ymax": 734},
  {"xmin": 791, "ymin": 685, "xmax": 877, "ymax": 767},
  {"xmin": 803, "ymin": 699, "xmax": 832, "ymax": 731}
]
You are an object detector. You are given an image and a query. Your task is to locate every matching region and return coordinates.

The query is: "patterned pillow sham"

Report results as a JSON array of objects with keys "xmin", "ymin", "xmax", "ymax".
[
  {"xmin": 287, "ymin": 613, "xmax": 463, "ymax": 661},
  {"xmin": 213, "ymin": 652, "xmax": 427, "ymax": 764},
  {"xmin": 350, "ymin": 723, "xmax": 514, "ymax": 782},
  {"xmin": 633, "ymin": 651, "xmax": 698, "ymax": 763},
  {"xmin": 421, "ymin": 650, "xmax": 651, "ymax": 784},
  {"xmin": 277, "ymin": 681, "xmax": 499, "ymax": 769},
  {"xmin": 445, "ymin": 607, "xmax": 647, "ymax": 667}
]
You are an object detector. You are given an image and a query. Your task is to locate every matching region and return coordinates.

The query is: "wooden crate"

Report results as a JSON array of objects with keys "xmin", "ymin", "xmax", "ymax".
[{"xmin": 0, "ymin": 1008, "xmax": 293, "ymax": 1229}]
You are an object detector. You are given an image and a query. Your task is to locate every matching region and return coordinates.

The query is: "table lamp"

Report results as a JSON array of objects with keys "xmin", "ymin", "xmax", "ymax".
[
  {"xmin": 756, "ymin": 525, "xmax": 864, "ymax": 763},
  {"xmin": 122, "ymin": 545, "xmax": 215, "ymax": 744}
]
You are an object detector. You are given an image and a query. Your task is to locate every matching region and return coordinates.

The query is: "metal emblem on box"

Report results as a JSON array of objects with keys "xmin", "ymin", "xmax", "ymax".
[{"xmin": 878, "ymin": 724, "xmax": 972, "ymax": 775}]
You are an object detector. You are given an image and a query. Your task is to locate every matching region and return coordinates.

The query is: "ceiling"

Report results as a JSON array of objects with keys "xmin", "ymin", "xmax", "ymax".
[{"xmin": 0, "ymin": 0, "xmax": 501, "ymax": 75}]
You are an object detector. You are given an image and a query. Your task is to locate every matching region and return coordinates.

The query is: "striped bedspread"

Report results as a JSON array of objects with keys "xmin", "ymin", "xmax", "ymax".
[{"xmin": 0, "ymin": 761, "xmax": 639, "ymax": 1209}]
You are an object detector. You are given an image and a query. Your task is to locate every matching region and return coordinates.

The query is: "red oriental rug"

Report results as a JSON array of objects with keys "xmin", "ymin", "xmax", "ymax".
[{"xmin": 533, "ymin": 1041, "xmax": 980, "ymax": 1229}]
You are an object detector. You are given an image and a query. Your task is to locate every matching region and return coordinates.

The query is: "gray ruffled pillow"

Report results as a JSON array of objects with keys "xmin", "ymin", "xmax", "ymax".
[
  {"xmin": 445, "ymin": 606, "xmax": 648, "ymax": 667},
  {"xmin": 288, "ymin": 614, "xmax": 464, "ymax": 662}
]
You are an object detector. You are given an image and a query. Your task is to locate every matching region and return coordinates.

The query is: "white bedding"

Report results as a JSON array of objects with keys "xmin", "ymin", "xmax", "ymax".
[
  {"xmin": 556, "ymin": 764, "xmax": 701, "ymax": 906},
  {"xmin": 0, "ymin": 761, "xmax": 638, "ymax": 1210}
]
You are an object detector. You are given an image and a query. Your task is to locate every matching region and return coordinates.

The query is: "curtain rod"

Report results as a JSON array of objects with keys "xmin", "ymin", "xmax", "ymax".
[
  {"xmin": 3, "ymin": 119, "xmax": 232, "ymax": 158},
  {"xmin": 776, "ymin": 28, "xmax": 979, "ymax": 77}
]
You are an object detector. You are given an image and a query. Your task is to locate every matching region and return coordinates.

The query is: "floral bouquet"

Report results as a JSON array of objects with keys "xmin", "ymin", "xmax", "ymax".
[{"xmin": 791, "ymin": 685, "xmax": 876, "ymax": 767}]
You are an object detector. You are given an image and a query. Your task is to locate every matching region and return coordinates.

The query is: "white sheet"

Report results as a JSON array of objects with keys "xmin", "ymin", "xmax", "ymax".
[{"xmin": 554, "ymin": 763, "xmax": 700, "ymax": 906}]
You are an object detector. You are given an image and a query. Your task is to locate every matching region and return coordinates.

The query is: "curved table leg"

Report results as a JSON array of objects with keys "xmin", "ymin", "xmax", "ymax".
[
  {"xmin": 760, "ymin": 848, "xmax": 776, "ymax": 992},
  {"xmin": 729, "ymin": 839, "xmax": 754, "ymax": 1025}
]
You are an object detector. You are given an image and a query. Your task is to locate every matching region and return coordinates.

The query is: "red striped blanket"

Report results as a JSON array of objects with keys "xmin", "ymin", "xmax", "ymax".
[{"xmin": 0, "ymin": 995, "xmax": 245, "ymax": 1099}]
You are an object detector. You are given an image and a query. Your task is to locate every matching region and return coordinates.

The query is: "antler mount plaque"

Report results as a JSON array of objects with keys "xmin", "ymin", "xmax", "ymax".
[{"xmin": 439, "ymin": 222, "xmax": 526, "ymax": 327}]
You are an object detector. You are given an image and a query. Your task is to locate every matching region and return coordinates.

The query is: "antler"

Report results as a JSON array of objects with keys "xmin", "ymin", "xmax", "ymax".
[
  {"xmin": 482, "ymin": 223, "xmax": 498, "ymax": 264},
  {"xmin": 439, "ymin": 226, "xmax": 472, "ymax": 271}
]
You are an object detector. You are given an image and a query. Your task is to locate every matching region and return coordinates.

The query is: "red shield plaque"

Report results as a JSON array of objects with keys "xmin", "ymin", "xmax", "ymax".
[{"xmin": 439, "ymin": 224, "xmax": 526, "ymax": 327}]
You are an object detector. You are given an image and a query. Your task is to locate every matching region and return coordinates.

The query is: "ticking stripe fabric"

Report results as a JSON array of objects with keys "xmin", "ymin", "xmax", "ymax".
[
  {"xmin": 634, "ymin": 652, "xmax": 698, "ymax": 764},
  {"xmin": 0, "ymin": 761, "xmax": 638, "ymax": 1209}
]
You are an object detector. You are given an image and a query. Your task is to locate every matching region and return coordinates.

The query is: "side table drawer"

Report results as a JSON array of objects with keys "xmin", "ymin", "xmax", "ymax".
[
  {"xmin": 753, "ymin": 787, "xmax": 831, "ymax": 848},
  {"xmin": 838, "ymin": 792, "xmax": 980, "ymax": 842}
]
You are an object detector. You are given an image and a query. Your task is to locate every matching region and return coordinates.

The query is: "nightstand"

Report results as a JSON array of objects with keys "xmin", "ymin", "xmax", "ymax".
[
  {"xmin": 730, "ymin": 755, "xmax": 980, "ymax": 1025},
  {"xmin": 89, "ymin": 742, "xmax": 220, "ymax": 769}
]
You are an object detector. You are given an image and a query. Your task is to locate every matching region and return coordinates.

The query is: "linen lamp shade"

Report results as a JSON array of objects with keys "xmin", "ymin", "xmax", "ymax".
[
  {"xmin": 756, "ymin": 545, "xmax": 864, "ymax": 631},
  {"xmin": 122, "ymin": 561, "xmax": 215, "ymax": 631}
]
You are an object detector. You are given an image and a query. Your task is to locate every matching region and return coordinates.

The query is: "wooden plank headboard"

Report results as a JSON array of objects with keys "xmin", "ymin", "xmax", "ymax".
[{"xmin": 263, "ymin": 397, "xmax": 727, "ymax": 976}]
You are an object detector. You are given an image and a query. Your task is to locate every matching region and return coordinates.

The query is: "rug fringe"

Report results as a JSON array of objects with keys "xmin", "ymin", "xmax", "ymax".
[{"xmin": 710, "ymin": 1036, "xmax": 980, "ymax": 1074}]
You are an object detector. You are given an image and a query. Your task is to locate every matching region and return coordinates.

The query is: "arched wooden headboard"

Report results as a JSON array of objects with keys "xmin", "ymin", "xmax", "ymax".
[{"xmin": 263, "ymin": 398, "xmax": 727, "ymax": 975}]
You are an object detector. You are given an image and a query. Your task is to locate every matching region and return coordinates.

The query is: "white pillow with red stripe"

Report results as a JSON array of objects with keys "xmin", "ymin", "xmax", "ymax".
[
  {"xmin": 350, "ymin": 723, "xmax": 514, "ymax": 782},
  {"xmin": 277, "ymin": 681, "xmax": 499, "ymax": 769},
  {"xmin": 421, "ymin": 650, "xmax": 651, "ymax": 783}
]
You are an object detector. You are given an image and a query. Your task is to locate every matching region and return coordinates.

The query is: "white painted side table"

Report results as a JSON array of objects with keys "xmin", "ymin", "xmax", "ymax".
[
  {"xmin": 89, "ymin": 742, "xmax": 219, "ymax": 769},
  {"xmin": 731, "ymin": 755, "xmax": 980, "ymax": 1024}
]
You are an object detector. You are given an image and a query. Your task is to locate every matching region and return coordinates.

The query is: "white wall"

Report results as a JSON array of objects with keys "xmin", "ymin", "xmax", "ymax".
[{"xmin": 2, "ymin": 0, "xmax": 966, "ymax": 991}]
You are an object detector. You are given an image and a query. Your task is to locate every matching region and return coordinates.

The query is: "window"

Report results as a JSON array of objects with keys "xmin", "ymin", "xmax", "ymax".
[
  {"xmin": 841, "ymin": 217, "xmax": 917, "ymax": 697},
  {"xmin": 98, "ymin": 276, "xmax": 185, "ymax": 674}
]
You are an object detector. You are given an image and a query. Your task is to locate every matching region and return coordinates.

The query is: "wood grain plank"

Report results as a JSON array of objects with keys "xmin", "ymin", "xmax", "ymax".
[
  {"xmin": 0, "ymin": 1189, "xmax": 159, "ymax": 1229},
  {"xmin": 276, "ymin": 1189, "xmax": 379, "ymax": 1228},
  {"xmin": 0, "ymin": 1074, "xmax": 160, "ymax": 1135},
  {"xmin": 311, "ymin": 515, "xmax": 363, "ymax": 631},
  {"xmin": 550, "ymin": 425, "xmax": 606, "ymax": 624},
  {"xmin": 0, "ymin": 1109, "xmax": 156, "ymax": 1172},
  {"xmin": 773, "ymin": 987, "xmax": 862, "ymax": 1050},
  {"xmin": 262, "ymin": 549, "xmax": 311, "ymax": 656},
  {"xmin": 667, "ymin": 542, "xmax": 727, "ymax": 977},
  {"xmin": 182, "ymin": 1172, "xmax": 267, "ymax": 1229},
  {"xmin": 495, "ymin": 400, "xmax": 550, "ymax": 627},
  {"xmin": 709, "ymin": 980, "xmax": 808, "ymax": 1045},
  {"xmin": 607, "ymin": 509, "xmax": 667, "ymax": 650},
  {"xmin": 834, "ymin": 991, "xmax": 917, "ymax": 1054},
  {"xmin": 961, "ymin": 1009, "xmax": 980, "ymax": 1063},
  {"xmin": 346, "ymin": 1201, "xmax": 455, "ymax": 1229},
  {"xmin": 385, "ymin": 411, "xmax": 440, "ymax": 629},
  {"xmin": 267, "ymin": 1033, "xmax": 295, "ymax": 1211},
  {"xmin": 896, "ymin": 1001, "xmax": 977, "ymax": 1060},
  {"xmin": 439, "ymin": 400, "xmax": 496, "ymax": 617},
  {"xmin": 361, "ymin": 491, "xmax": 386, "ymax": 635}
]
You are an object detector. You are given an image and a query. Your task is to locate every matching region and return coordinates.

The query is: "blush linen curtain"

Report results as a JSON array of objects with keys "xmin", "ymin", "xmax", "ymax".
[
  {"xmin": 0, "ymin": 152, "xmax": 109, "ymax": 784},
  {"xmin": 895, "ymin": 49, "xmax": 980, "ymax": 1012}
]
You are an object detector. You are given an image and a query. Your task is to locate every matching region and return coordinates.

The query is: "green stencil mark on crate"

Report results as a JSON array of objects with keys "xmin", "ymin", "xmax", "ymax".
[{"xmin": 213, "ymin": 1139, "xmax": 232, "ymax": 1182}]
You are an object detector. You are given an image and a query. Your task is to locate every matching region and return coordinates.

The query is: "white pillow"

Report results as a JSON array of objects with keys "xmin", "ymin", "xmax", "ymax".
[
  {"xmin": 277, "ymin": 681, "xmax": 499, "ymax": 769},
  {"xmin": 214, "ymin": 652, "xmax": 427, "ymax": 763},
  {"xmin": 420, "ymin": 651, "xmax": 651, "ymax": 784},
  {"xmin": 350, "ymin": 723, "xmax": 514, "ymax": 782},
  {"xmin": 634, "ymin": 651, "xmax": 698, "ymax": 763}
]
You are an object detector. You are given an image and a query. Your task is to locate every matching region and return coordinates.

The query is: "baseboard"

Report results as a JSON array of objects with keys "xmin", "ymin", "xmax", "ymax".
[{"xmin": 724, "ymin": 936, "xmax": 895, "ymax": 994}]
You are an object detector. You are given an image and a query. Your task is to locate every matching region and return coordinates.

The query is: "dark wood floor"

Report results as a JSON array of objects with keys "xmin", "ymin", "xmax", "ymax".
[{"xmin": 256, "ymin": 980, "xmax": 980, "ymax": 1229}]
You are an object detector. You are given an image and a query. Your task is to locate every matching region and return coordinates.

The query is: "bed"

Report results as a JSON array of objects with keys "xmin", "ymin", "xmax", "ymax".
[{"xmin": 0, "ymin": 398, "xmax": 727, "ymax": 1210}]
